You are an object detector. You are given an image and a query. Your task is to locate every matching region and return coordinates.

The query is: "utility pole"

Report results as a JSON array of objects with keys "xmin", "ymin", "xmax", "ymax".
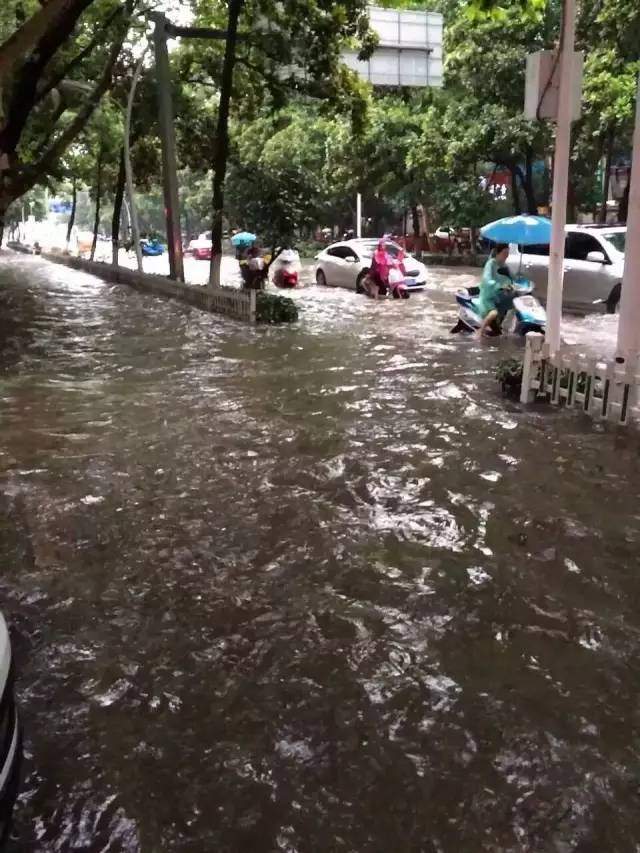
[
  {"xmin": 356, "ymin": 193, "xmax": 362, "ymax": 238},
  {"xmin": 150, "ymin": 12, "xmax": 184, "ymax": 282},
  {"xmin": 147, "ymin": 14, "xmax": 238, "ymax": 286},
  {"xmin": 209, "ymin": 0, "xmax": 243, "ymax": 289},
  {"xmin": 545, "ymin": 0, "xmax": 576, "ymax": 354},
  {"xmin": 615, "ymin": 74, "xmax": 640, "ymax": 359}
]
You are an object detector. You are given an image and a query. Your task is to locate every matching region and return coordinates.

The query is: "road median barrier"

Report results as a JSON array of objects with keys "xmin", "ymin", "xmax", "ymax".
[{"xmin": 7, "ymin": 246, "xmax": 298, "ymax": 325}]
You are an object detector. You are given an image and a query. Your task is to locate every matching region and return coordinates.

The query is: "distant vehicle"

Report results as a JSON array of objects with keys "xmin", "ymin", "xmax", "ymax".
[
  {"xmin": 433, "ymin": 225, "xmax": 455, "ymax": 251},
  {"xmin": 140, "ymin": 239, "xmax": 164, "ymax": 257},
  {"xmin": 507, "ymin": 225, "xmax": 625, "ymax": 314},
  {"xmin": 315, "ymin": 239, "xmax": 428, "ymax": 292},
  {"xmin": 0, "ymin": 612, "xmax": 21, "ymax": 846},
  {"xmin": 188, "ymin": 231, "xmax": 212, "ymax": 260},
  {"xmin": 432, "ymin": 226, "xmax": 480, "ymax": 254}
]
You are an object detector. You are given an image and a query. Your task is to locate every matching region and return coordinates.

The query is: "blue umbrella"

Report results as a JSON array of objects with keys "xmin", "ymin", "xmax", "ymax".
[
  {"xmin": 231, "ymin": 231, "xmax": 257, "ymax": 248},
  {"xmin": 480, "ymin": 215, "xmax": 551, "ymax": 246}
]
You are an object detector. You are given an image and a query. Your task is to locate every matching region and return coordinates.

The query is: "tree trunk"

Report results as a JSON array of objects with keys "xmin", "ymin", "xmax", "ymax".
[
  {"xmin": 619, "ymin": 171, "xmax": 630, "ymax": 223},
  {"xmin": 208, "ymin": 0, "xmax": 243, "ymax": 288},
  {"xmin": 567, "ymin": 177, "xmax": 577, "ymax": 224},
  {"xmin": 411, "ymin": 204, "xmax": 420, "ymax": 237},
  {"xmin": 510, "ymin": 168, "xmax": 522, "ymax": 214},
  {"xmin": 111, "ymin": 146, "xmax": 125, "ymax": 265},
  {"xmin": 542, "ymin": 155, "xmax": 552, "ymax": 209},
  {"xmin": 65, "ymin": 177, "xmax": 77, "ymax": 252},
  {"xmin": 600, "ymin": 127, "xmax": 615, "ymax": 224},
  {"xmin": 90, "ymin": 148, "xmax": 103, "ymax": 261},
  {"xmin": 523, "ymin": 151, "xmax": 537, "ymax": 213}
]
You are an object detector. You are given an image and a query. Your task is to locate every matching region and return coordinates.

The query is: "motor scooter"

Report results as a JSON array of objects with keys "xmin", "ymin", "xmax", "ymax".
[
  {"xmin": 451, "ymin": 276, "xmax": 546, "ymax": 335},
  {"xmin": 272, "ymin": 248, "xmax": 301, "ymax": 288}
]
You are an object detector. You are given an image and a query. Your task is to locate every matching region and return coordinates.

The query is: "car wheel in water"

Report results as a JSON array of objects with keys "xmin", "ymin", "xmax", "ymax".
[
  {"xmin": 316, "ymin": 269, "xmax": 327, "ymax": 287},
  {"xmin": 356, "ymin": 271, "xmax": 368, "ymax": 294},
  {"xmin": 606, "ymin": 282, "xmax": 621, "ymax": 314}
]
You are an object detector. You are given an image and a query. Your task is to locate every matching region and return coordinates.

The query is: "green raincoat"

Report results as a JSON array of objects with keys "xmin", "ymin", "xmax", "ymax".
[{"xmin": 476, "ymin": 257, "xmax": 513, "ymax": 318}]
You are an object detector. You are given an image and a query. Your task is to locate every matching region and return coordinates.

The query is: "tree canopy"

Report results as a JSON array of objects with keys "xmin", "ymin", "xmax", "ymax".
[{"xmin": 1, "ymin": 0, "xmax": 638, "ymax": 243}]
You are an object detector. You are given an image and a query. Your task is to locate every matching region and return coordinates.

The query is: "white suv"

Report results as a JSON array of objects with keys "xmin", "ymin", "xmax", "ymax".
[{"xmin": 508, "ymin": 225, "xmax": 625, "ymax": 314}]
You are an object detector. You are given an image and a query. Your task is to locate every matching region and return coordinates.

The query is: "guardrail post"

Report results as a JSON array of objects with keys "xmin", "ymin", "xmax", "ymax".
[{"xmin": 521, "ymin": 331, "xmax": 544, "ymax": 403}]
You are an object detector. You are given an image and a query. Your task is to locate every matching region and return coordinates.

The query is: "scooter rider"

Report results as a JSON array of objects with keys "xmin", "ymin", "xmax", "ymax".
[
  {"xmin": 367, "ymin": 237, "xmax": 409, "ymax": 299},
  {"xmin": 477, "ymin": 243, "xmax": 515, "ymax": 337}
]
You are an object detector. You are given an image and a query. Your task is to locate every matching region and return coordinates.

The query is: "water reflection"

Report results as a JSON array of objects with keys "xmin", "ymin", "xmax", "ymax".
[{"xmin": 1, "ymin": 254, "xmax": 639, "ymax": 852}]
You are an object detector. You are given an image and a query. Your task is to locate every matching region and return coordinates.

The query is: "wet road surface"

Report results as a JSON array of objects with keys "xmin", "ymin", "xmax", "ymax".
[{"xmin": 1, "ymin": 253, "xmax": 639, "ymax": 852}]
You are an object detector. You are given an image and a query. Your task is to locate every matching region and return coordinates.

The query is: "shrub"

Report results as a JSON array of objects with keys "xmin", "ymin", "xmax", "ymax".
[
  {"xmin": 256, "ymin": 291, "xmax": 299, "ymax": 324},
  {"xmin": 496, "ymin": 357, "xmax": 523, "ymax": 397}
]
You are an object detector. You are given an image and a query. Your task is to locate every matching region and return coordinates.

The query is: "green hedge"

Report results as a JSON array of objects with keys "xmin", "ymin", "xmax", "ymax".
[
  {"xmin": 496, "ymin": 357, "xmax": 523, "ymax": 397},
  {"xmin": 256, "ymin": 291, "xmax": 299, "ymax": 324}
]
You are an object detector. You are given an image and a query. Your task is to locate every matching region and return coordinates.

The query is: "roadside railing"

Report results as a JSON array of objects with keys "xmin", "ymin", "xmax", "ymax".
[
  {"xmin": 9, "ymin": 245, "xmax": 257, "ymax": 323},
  {"xmin": 521, "ymin": 332, "xmax": 640, "ymax": 425}
]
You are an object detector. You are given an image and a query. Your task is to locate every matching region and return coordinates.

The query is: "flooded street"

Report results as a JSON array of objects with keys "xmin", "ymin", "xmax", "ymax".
[{"xmin": 2, "ymin": 253, "xmax": 640, "ymax": 852}]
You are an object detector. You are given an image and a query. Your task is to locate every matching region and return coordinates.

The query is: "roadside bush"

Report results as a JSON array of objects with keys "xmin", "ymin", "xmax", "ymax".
[
  {"xmin": 256, "ymin": 292, "xmax": 299, "ymax": 324},
  {"xmin": 496, "ymin": 357, "xmax": 523, "ymax": 397}
]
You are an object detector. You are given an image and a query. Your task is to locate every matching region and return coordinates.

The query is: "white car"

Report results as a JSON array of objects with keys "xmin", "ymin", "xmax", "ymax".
[
  {"xmin": 315, "ymin": 239, "xmax": 428, "ymax": 292},
  {"xmin": 0, "ymin": 612, "xmax": 21, "ymax": 846},
  {"xmin": 508, "ymin": 225, "xmax": 625, "ymax": 314}
]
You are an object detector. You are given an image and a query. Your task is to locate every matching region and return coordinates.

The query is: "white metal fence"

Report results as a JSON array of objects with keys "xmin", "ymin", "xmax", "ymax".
[{"xmin": 521, "ymin": 332, "xmax": 640, "ymax": 425}]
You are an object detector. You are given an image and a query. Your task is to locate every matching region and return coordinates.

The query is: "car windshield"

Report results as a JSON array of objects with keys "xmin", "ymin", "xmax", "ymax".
[
  {"xmin": 601, "ymin": 231, "xmax": 625, "ymax": 254},
  {"xmin": 357, "ymin": 241, "xmax": 401, "ymax": 258}
]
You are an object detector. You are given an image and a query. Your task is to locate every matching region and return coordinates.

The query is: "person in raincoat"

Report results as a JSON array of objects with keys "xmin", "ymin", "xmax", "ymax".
[
  {"xmin": 477, "ymin": 243, "xmax": 514, "ymax": 337},
  {"xmin": 367, "ymin": 237, "xmax": 406, "ymax": 299}
]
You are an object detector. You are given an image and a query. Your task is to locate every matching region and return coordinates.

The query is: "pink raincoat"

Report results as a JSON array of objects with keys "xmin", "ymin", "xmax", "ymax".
[{"xmin": 371, "ymin": 238, "xmax": 406, "ymax": 287}]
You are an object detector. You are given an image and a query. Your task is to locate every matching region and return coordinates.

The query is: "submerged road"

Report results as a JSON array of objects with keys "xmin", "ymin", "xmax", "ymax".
[{"xmin": 0, "ymin": 252, "xmax": 638, "ymax": 851}]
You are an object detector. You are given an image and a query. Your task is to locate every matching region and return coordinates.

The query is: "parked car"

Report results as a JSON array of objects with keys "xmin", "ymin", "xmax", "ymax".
[
  {"xmin": 0, "ymin": 612, "xmax": 21, "ymax": 846},
  {"xmin": 315, "ymin": 239, "xmax": 428, "ymax": 292},
  {"xmin": 508, "ymin": 225, "xmax": 625, "ymax": 314},
  {"xmin": 188, "ymin": 231, "xmax": 213, "ymax": 260},
  {"xmin": 433, "ymin": 225, "xmax": 454, "ymax": 251}
]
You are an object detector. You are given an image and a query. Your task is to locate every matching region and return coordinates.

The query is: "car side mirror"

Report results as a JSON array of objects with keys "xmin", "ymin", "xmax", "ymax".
[
  {"xmin": 344, "ymin": 256, "xmax": 357, "ymax": 263},
  {"xmin": 586, "ymin": 250, "xmax": 607, "ymax": 264}
]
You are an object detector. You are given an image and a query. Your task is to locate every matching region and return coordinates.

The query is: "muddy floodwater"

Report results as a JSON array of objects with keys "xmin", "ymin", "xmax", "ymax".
[{"xmin": 1, "ymin": 253, "xmax": 639, "ymax": 852}]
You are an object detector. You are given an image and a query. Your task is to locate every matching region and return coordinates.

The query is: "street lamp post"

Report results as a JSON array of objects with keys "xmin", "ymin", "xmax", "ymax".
[{"xmin": 124, "ymin": 46, "xmax": 147, "ymax": 274}]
